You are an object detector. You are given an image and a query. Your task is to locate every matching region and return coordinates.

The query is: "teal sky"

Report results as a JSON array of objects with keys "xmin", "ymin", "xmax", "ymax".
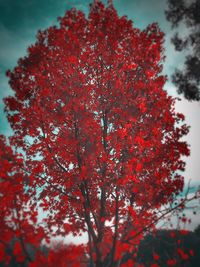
[
  {"xmin": 0, "ymin": 0, "xmax": 199, "ymax": 212},
  {"xmin": 0, "ymin": 0, "xmax": 172, "ymax": 71}
]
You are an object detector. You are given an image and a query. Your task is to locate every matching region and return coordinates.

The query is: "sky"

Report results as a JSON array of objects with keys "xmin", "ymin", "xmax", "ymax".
[{"xmin": 0, "ymin": 0, "xmax": 200, "ymax": 230}]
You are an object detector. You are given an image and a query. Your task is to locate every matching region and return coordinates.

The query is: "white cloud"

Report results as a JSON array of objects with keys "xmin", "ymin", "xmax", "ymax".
[{"xmin": 175, "ymin": 98, "xmax": 200, "ymax": 186}]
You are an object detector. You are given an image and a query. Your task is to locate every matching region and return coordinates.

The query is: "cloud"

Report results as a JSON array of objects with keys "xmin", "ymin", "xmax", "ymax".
[{"xmin": 175, "ymin": 98, "xmax": 200, "ymax": 185}]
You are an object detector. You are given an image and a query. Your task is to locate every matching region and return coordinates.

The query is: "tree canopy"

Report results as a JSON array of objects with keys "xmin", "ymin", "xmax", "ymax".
[{"xmin": 1, "ymin": 1, "xmax": 190, "ymax": 266}]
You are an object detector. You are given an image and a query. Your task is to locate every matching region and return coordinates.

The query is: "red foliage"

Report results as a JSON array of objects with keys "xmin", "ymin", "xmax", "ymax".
[
  {"xmin": 167, "ymin": 259, "xmax": 177, "ymax": 266},
  {"xmin": 0, "ymin": 135, "xmax": 46, "ymax": 265},
  {"xmin": 29, "ymin": 243, "xmax": 86, "ymax": 267},
  {"xmin": 153, "ymin": 253, "xmax": 160, "ymax": 261},
  {"xmin": 177, "ymin": 248, "xmax": 189, "ymax": 261},
  {"xmin": 1, "ymin": 1, "xmax": 190, "ymax": 266},
  {"xmin": 189, "ymin": 249, "xmax": 194, "ymax": 257},
  {"xmin": 150, "ymin": 263, "xmax": 160, "ymax": 267}
]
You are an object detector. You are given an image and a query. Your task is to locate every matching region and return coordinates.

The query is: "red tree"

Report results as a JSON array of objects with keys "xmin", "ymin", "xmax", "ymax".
[
  {"xmin": 2, "ymin": 1, "xmax": 190, "ymax": 266},
  {"xmin": 0, "ymin": 135, "xmax": 45, "ymax": 265}
]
